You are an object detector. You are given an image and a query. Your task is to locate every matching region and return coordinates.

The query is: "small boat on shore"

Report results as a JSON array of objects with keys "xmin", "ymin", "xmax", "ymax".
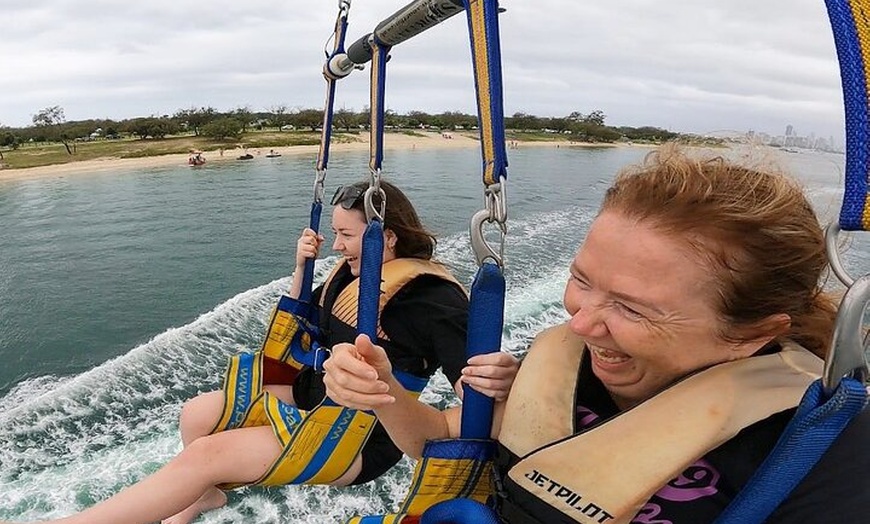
[{"xmin": 188, "ymin": 151, "xmax": 206, "ymax": 166}]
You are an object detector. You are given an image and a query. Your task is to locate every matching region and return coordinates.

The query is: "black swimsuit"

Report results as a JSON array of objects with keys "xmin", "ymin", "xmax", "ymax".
[
  {"xmin": 491, "ymin": 350, "xmax": 870, "ymax": 523},
  {"xmin": 296, "ymin": 263, "xmax": 469, "ymax": 483}
]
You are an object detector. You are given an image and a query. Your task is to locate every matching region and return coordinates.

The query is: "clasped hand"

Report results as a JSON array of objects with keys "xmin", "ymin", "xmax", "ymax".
[{"xmin": 323, "ymin": 334, "xmax": 519, "ymax": 411}]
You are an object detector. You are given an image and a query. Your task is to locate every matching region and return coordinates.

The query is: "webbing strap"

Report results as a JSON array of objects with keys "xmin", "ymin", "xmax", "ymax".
[
  {"xmin": 301, "ymin": 0, "xmax": 353, "ymax": 303},
  {"xmin": 460, "ymin": 262, "xmax": 504, "ymax": 439},
  {"xmin": 463, "ymin": 0, "xmax": 508, "ymax": 187},
  {"xmin": 825, "ymin": 0, "xmax": 870, "ymax": 230},
  {"xmin": 299, "ymin": 202, "xmax": 322, "ymax": 305},
  {"xmin": 317, "ymin": 0, "xmax": 351, "ymax": 172},
  {"xmin": 358, "ymin": 34, "xmax": 390, "ymax": 342},
  {"xmin": 358, "ymin": 221, "xmax": 386, "ymax": 340},
  {"xmin": 344, "ymin": 2, "xmax": 511, "ymax": 522},
  {"xmin": 459, "ymin": 0, "xmax": 509, "ymax": 439},
  {"xmin": 420, "ymin": 499, "xmax": 501, "ymax": 524},
  {"xmin": 369, "ymin": 39, "xmax": 391, "ymax": 174},
  {"xmin": 714, "ymin": 378, "xmax": 867, "ymax": 523}
]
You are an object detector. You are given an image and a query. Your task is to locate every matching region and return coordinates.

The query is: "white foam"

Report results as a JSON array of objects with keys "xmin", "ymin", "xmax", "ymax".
[{"xmin": 0, "ymin": 214, "xmax": 585, "ymax": 521}]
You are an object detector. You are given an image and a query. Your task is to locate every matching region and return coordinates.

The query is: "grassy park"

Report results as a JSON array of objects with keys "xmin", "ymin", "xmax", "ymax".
[{"xmin": 0, "ymin": 130, "xmax": 366, "ymax": 170}]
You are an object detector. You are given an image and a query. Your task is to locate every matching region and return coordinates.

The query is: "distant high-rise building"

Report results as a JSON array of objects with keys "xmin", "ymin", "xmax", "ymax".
[{"xmin": 785, "ymin": 124, "xmax": 794, "ymax": 136}]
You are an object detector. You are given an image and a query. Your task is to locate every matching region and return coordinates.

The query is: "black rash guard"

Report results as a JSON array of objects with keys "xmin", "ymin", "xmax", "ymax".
[{"xmin": 294, "ymin": 261, "xmax": 469, "ymax": 484}]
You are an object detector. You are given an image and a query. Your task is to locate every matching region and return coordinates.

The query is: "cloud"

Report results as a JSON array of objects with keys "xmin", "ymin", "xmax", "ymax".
[{"xmin": 0, "ymin": 0, "xmax": 845, "ymax": 140}]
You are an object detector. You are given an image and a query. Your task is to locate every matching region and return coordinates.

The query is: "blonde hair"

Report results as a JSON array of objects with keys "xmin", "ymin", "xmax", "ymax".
[{"xmin": 601, "ymin": 143, "xmax": 836, "ymax": 357}]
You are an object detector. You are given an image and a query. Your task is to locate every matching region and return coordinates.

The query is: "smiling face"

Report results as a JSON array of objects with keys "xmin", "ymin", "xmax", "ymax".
[
  {"xmin": 564, "ymin": 210, "xmax": 765, "ymax": 410},
  {"xmin": 331, "ymin": 206, "xmax": 396, "ymax": 276}
]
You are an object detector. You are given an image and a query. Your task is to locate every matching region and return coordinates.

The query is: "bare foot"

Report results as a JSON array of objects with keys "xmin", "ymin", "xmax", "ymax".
[{"xmin": 161, "ymin": 488, "xmax": 227, "ymax": 524}]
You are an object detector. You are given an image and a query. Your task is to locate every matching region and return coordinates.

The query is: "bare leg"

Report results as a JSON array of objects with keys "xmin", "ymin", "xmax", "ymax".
[
  {"xmin": 177, "ymin": 390, "xmax": 225, "ymax": 446},
  {"xmin": 164, "ymin": 384, "xmax": 360, "ymax": 522},
  {"xmin": 159, "ymin": 445, "xmax": 363, "ymax": 524},
  {"xmin": 48, "ymin": 426, "xmax": 281, "ymax": 524},
  {"xmin": 160, "ymin": 488, "xmax": 226, "ymax": 524},
  {"xmin": 160, "ymin": 386, "xmax": 299, "ymax": 524}
]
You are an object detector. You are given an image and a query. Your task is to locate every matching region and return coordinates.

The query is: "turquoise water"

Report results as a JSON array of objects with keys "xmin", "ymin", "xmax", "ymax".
[{"xmin": 0, "ymin": 145, "xmax": 865, "ymax": 522}]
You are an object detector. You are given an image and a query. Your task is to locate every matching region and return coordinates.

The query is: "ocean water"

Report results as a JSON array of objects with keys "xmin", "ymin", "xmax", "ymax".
[{"xmin": 0, "ymin": 144, "xmax": 866, "ymax": 522}]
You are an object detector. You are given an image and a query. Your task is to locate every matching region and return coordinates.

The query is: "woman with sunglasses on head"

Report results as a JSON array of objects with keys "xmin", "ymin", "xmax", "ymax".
[{"xmin": 18, "ymin": 180, "xmax": 519, "ymax": 524}]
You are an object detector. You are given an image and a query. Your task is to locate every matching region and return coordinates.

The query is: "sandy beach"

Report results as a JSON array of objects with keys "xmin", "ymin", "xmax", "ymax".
[{"xmin": 0, "ymin": 131, "xmax": 597, "ymax": 184}]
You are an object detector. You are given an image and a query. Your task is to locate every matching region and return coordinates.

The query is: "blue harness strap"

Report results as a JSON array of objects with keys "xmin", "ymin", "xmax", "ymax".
[
  {"xmin": 826, "ymin": 0, "xmax": 870, "ymax": 231},
  {"xmin": 713, "ymin": 379, "xmax": 867, "ymax": 523},
  {"xmin": 421, "ymin": 499, "xmax": 502, "ymax": 524},
  {"xmin": 463, "ymin": 0, "xmax": 508, "ymax": 188},
  {"xmin": 264, "ymin": 294, "xmax": 326, "ymax": 370},
  {"xmin": 300, "ymin": 0, "xmax": 352, "ymax": 304},
  {"xmin": 460, "ymin": 263, "xmax": 504, "ymax": 439},
  {"xmin": 368, "ymin": 38, "xmax": 390, "ymax": 176},
  {"xmin": 358, "ymin": 0, "xmax": 510, "ymax": 522}
]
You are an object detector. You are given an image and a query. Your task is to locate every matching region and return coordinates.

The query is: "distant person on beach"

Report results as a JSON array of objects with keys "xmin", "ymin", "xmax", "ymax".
[
  {"xmin": 324, "ymin": 145, "xmax": 870, "ymax": 523},
  {"xmin": 19, "ymin": 179, "xmax": 519, "ymax": 524}
]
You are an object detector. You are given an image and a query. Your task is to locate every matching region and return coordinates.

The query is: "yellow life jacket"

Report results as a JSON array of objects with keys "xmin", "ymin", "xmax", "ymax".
[{"xmin": 499, "ymin": 323, "xmax": 822, "ymax": 524}]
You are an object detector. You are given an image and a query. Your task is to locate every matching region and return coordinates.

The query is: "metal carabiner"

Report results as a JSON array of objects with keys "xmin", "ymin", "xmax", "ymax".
[
  {"xmin": 822, "ymin": 273, "xmax": 870, "ymax": 396},
  {"xmin": 470, "ymin": 178, "xmax": 508, "ymax": 267},
  {"xmin": 364, "ymin": 168, "xmax": 386, "ymax": 223},
  {"xmin": 826, "ymin": 222, "xmax": 856, "ymax": 288},
  {"xmin": 485, "ymin": 179, "xmax": 508, "ymax": 225}
]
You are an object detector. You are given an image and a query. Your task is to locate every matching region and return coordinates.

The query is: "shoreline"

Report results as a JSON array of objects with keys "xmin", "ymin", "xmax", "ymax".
[{"xmin": 0, "ymin": 132, "xmax": 623, "ymax": 183}]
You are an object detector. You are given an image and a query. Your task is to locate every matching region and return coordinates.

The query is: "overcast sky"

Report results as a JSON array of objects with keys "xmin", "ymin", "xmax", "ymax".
[{"xmin": 1, "ymin": 1, "xmax": 845, "ymax": 141}]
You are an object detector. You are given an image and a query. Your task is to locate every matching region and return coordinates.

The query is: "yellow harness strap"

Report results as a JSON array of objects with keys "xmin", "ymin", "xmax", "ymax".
[
  {"xmin": 256, "ymin": 399, "xmax": 377, "ymax": 486},
  {"xmin": 501, "ymin": 324, "xmax": 822, "ymax": 524},
  {"xmin": 259, "ymin": 295, "xmax": 318, "ymax": 370},
  {"xmin": 401, "ymin": 439, "xmax": 494, "ymax": 509},
  {"xmin": 345, "ymin": 438, "xmax": 495, "ymax": 523},
  {"xmin": 211, "ymin": 351, "xmax": 265, "ymax": 432},
  {"xmin": 212, "ymin": 258, "xmax": 461, "ymax": 488}
]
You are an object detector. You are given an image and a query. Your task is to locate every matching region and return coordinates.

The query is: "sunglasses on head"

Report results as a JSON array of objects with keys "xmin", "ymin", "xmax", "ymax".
[{"xmin": 330, "ymin": 185, "xmax": 366, "ymax": 209}]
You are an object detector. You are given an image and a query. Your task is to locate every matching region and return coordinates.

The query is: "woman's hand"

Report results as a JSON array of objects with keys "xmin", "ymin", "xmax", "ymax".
[
  {"xmin": 324, "ymin": 334, "xmax": 396, "ymax": 410},
  {"xmin": 460, "ymin": 351, "xmax": 520, "ymax": 401},
  {"xmin": 294, "ymin": 228, "xmax": 324, "ymax": 269}
]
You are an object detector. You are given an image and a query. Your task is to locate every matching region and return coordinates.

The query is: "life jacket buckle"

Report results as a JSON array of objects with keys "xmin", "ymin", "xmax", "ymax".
[{"xmin": 313, "ymin": 346, "xmax": 330, "ymax": 373}]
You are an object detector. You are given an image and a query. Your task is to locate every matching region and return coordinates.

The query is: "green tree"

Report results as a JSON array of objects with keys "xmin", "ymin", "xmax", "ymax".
[
  {"xmin": 333, "ymin": 106, "xmax": 357, "ymax": 131},
  {"xmin": 270, "ymin": 105, "xmax": 290, "ymax": 129},
  {"xmin": 174, "ymin": 106, "xmax": 217, "ymax": 136},
  {"xmin": 437, "ymin": 111, "xmax": 476, "ymax": 130},
  {"xmin": 506, "ymin": 111, "xmax": 542, "ymax": 131},
  {"xmin": 127, "ymin": 117, "xmax": 179, "ymax": 139},
  {"xmin": 567, "ymin": 110, "xmax": 606, "ymax": 126},
  {"xmin": 574, "ymin": 123, "xmax": 621, "ymax": 142},
  {"xmin": 618, "ymin": 126, "xmax": 678, "ymax": 141},
  {"xmin": 584, "ymin": 110, "xmax": 606, "ymax": 126},
  {"xmin": 384, "ymin": 109, "xmax": 404, "ymax": 128},
  {"xmin": 290, "ymin": 108, "xmax": 323, "ymax": 131},
  {"xmin": 201, "ymin": 117, "xmax": 243, "ymax": 139},
  {"xmin": 232, "ymin": 106, "xmax": 253, "ymax": 132},
  {"xmin": 407, "ymin": 110, "xmax": 431, "ymax": 128},
  {"xmin": 32, "ymin": 105, "xmax": 73, "ymax": 154}
]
